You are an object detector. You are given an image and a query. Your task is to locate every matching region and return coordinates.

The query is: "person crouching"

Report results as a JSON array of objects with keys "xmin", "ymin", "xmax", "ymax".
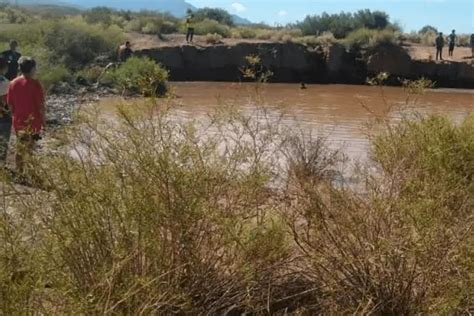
[{"xmin": 7, "ymin": 57, "xmax": 45, "ymax": 173}]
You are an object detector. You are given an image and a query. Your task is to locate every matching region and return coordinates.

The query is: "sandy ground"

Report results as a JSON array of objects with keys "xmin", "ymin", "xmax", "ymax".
[
  {"xmin": 404, "ymin": 43, "xmax": 473, "ymax": 63},
  {"xmin": 128, "ymin": 33, "xmax": 474, "ymax": 64}
]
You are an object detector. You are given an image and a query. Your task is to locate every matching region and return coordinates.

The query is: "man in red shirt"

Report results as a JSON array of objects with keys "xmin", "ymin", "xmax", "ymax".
[{"xmin": 7, "ymin": 57, "xmax": 45, "ymax": 172}]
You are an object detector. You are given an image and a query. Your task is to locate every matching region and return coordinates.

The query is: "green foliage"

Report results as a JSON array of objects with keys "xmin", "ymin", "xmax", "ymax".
[
  {"xmin": 0, "ymin": 5, "xmax": 32, "ymax": 23},
  {"xmin": 344, "ymin": 28, "xmax": 398, "ymax": 48},
  {"xmin": 194, "ymin": 19, "xmax": 231, "ymax": 37},
  {"xmin": 232, "ymin": 27, "xmax": 257, "ymax": 39},
  {"xmin": 38, "ymin": 64, "xmax": 72, "ymax": 90},
  {"xmin": 296, "ymin": 9, "xmax": 394, "ymax": 38},
  {"xmin": 193, "ymin": 7, "xmax": 234, "ymax": 26},
  {"xmin": 0, "ymin": 8, "xmax": 124, "ymax": 88},
  {"xmin": 82, "ymin": 6, "xmax": 115, "ymax": 25},
  {"xmin": 106, "ymin": 57, "xmax": 169, "ymax": 96},
  {"xmin": 43, "ymin": 18, "xmax": 123, "ymax": 67}
]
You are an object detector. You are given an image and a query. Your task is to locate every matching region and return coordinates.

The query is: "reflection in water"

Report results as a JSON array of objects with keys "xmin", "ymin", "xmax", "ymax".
[{"xmin": 169, "ymin": 82, "xmax": 473, "ymax": 162}]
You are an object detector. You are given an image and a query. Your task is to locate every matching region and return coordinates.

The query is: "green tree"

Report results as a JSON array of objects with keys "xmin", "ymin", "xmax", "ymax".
[{"xmin": 194, "ymin": 7, "xmax": 234, "ymax": 26}]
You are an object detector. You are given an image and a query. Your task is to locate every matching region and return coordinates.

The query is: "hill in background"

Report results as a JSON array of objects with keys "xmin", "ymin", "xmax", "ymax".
[{"xmin": 4, "ymin": 0, "xmax": 251, "ymax": 23}]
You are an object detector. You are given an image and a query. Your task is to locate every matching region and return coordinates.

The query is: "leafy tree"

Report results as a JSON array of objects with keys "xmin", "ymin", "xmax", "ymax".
[
  {"xmin": 372, "ymin": 11, "xmax": 389, "ymax": 29},
  {"xmin": 296, "ymin": 9, "xmax": 391, "ymax": 38},
  {"xmin": 194, "ymin": 7, "xmax": 234, "ymax": 26},
  {"xmin": 419, "ymin": 25, "xmax": 438, "ymax": 34}
]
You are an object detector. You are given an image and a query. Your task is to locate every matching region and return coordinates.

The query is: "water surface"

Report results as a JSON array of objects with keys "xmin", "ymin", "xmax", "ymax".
[{"xmin": 168, "ymin": 82, "xmax": 473, "ymax": 161}]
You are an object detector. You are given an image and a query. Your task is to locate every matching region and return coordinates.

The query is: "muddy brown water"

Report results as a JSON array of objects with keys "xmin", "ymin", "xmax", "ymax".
[{"xmin": 99, "ymin": 82, "xmax": 473, "ymax": 162}]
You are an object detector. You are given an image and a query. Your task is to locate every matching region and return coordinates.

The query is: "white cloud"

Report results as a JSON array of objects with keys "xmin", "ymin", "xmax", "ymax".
[
  {"xmin": 278, "ymin": 10, "xmax": 288, "ymax": 17},
  {"xmin": 231, "ymin": 2, "xmax": 247, "ymax": 13}
]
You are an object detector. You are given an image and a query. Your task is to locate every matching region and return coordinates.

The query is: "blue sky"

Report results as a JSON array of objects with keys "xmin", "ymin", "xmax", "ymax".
[{"xmin": 187, "ymin": 0, "xmax": 474, "ymax": 33}]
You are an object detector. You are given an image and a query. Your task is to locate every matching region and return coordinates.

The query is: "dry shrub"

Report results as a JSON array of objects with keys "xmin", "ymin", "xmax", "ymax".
[
  {"xmin": 284, "ymin": 113, "xmax": 473, "ymax": 314},
  {"xmin": 205, "ymin": 33, "xmax": 223, "ymax": 45},
  {"xmin": 0, "ymin": 88, "xmax": 472, "ymax": 314},
  {"xmin": 1, "ymin": 102, "xmax": 319, "ymax": 314},
  {"xmin": 421, "ymin": 30, "xmax": 437, "ymax": 46}
]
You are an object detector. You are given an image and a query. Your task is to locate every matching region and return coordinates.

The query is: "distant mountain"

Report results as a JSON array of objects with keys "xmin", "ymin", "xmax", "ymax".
[
  {"xmin": 63, "ymin": 0, "xmax": 196, "ymax": 17},
  {"xmin": 231, "ymin": 14, "xmax": 251, "ymax": 25},
  {"xmin": 8, "ymin": 0, "xmax": 252, "ymax": 24}
]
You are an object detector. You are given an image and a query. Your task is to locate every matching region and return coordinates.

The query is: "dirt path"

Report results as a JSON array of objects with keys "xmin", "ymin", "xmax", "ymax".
[{"xmin": 405, "ymin": 43, "xmax": 473, "ymax": 63}]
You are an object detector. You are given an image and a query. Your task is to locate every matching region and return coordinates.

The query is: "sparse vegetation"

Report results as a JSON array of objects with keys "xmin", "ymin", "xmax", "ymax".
[
  {"xmin": 194, "ymin": 18, "xmax": 231, "ymax": 38},
  {"xmin": 205, "ymin": 33, "xmax": 223, "ymax": 45},
  {"xmin": 104, "ymin": 56, "xmax": 168, "ymax": 96},
  {"xmin": 0, "ymin": 81, "xmax": 472, "ymax": 313}
]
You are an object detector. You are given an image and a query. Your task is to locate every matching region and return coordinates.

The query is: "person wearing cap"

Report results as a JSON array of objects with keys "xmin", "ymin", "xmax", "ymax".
[
  {"xmin": 7, "ymin": 57, "xmax": 45, "ymax": 173},
  {"xmin": 0, "ymin": 56, "xmax": 12, "ymax": 166},
  {"xmin": 1, "ymin": 40, "xmax": 22, "ymax": 80}
]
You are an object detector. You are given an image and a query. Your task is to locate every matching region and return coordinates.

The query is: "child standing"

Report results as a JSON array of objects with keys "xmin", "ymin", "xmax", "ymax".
[{"xmin": 7, "ymin": 57, "xmax": 45, "ymax": 173}]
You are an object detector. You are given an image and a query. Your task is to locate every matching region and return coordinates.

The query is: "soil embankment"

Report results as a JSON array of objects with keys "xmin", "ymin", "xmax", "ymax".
[{"xmin": 135, "ymin": 38, "xmax": 474, "ymax": 88}]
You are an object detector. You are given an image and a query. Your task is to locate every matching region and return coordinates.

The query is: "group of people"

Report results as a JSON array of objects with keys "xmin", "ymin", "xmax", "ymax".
[
  {"xmin": 0, "ymin": 40, "xmax": 45, "ymax": 175},
  {"xmin": 435, "ymin": 30, "xmax": 474, "ymax": 61}
]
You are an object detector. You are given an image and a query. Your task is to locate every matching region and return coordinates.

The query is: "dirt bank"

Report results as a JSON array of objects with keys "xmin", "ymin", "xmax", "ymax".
[{"xmin": 134, "ymin": 36, "xmax": 474, "ymax": 88}]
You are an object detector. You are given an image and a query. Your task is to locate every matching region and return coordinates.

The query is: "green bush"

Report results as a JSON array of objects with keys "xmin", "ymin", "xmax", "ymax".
[
  {"xmin": 344, "ymin": 28, "xmax": 398, "ymax": 48},
  {"xmin": 232, "ymin": 27, "xmax": 257, "ymax": 39},
  {"xmin": 44, "ymin": 18, "xmax": 123, "ymax": 67},
  {"xmin": 193, "ymin": 7, "xmax": 235, "ymax": 26},
  {"xmin": 141, "ymin": 21, "xmax": 160, "ymax": 34},
  {"xmin": 344, "ymin": 28, "xmax": 374, "ymax": 47},
  {"xmin": 38, "ymin": 64, "xmax": 72, "ymax": 90},
  {"xmin": 160, "ymin": 21, "xmax": 178, "ymax": 34},
  {"xmin": 106, "ymin": 57, "xmax": 169, "ymax": 96},
  {"xmin": 296, "ymin": 9, "xmax": 394, "ymax": 38},
  {"xmin": 0, "ymin": 22, "xmax": 44, "ymax": 47},
  {"xmin": 194, "ymin": 19, "xmax": 231, "ymax": 37},
  {"xmin": 83, "ymin": 6, "xmax": 114, "ymax": 26}
]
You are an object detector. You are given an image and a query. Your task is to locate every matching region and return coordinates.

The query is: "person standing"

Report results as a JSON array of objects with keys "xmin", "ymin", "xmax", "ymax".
[
  {"xmin": 118, "ymin": 41, "xmax": 133, "ymax": 62},
  {"xmin": 7, "ymin": 57, "xmax": 45, "ymax": 173},
  {"xmin": 435, "ymin": 32, "xmax": 445, "ymax": 61},
  {"xmin": 185, "ymin": 14, "xmax": 195, "ymax": 43},
  {"xmin": 470, "ymin": 33, "xmax": 474, "ymax": 58},
  {"xmin": 1, "ymin": 40, "xmax": 21, "ymax": 81},
  {"xmin": 0, "ymin": 57, "xmax": 12, "ymax": 167},
  {"xmin": 448, "ymin": 30, "xmax": 456, "ymax": 57}
]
